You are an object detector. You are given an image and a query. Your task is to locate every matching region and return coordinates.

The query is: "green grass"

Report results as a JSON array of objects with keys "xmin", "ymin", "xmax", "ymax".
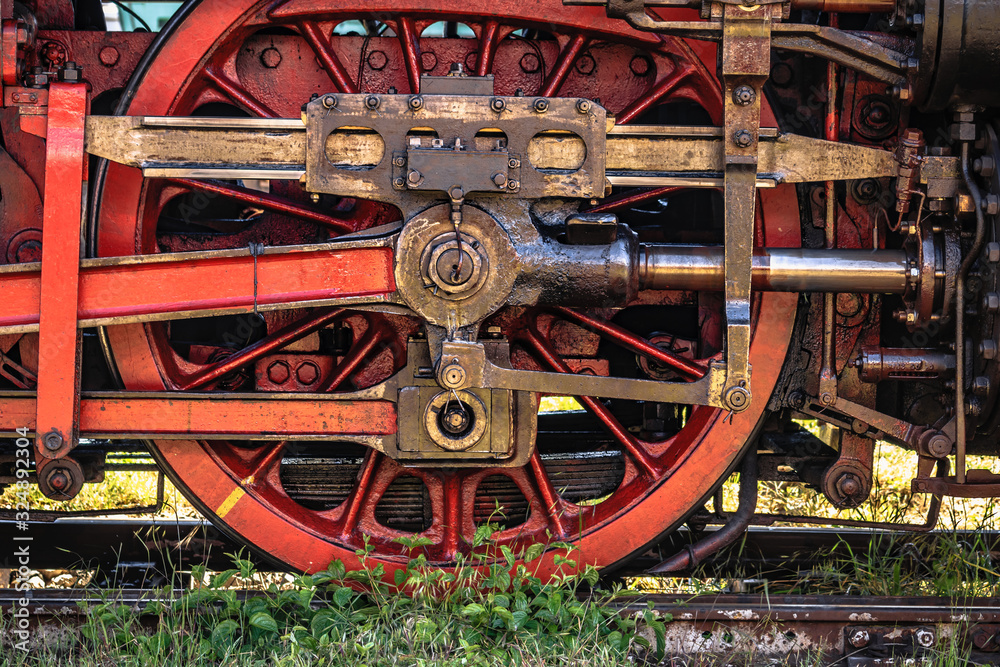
[{"xmin": 1, "ymin": 530, "xmax": 664, "ymax": 667}]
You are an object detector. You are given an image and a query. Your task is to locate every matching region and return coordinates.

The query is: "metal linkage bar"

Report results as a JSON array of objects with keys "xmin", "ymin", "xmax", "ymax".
[
  {"xmin": 0, "ymin": 393, "xmax": 396, "ymax": 440},
  {"xmin": 35, "ymin": 81, "xmax": 88, "ymax": 478},
  {"xmin": 0, "ymin": 243, "xmax": 396, "ymax": 335}
]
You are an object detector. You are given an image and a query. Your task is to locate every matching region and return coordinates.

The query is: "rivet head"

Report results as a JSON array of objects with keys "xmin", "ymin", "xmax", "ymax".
[
  {"xmin": 732, "ymin": 85, "xmax": 756, "ymax": 106},
  {"xmin": 733, "ymin": 129, "xmax": 753, "ymax": 148}
]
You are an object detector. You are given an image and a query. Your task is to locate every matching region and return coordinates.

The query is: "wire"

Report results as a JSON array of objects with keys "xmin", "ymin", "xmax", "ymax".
[{"xmin": 109, "ymin": 0, "xmax": 152, "ymax": 32}]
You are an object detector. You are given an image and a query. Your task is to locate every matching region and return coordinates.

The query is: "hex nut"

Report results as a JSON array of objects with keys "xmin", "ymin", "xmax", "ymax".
[
  {"xmin": 267, "ymin": 361, "xmax": 290, "ymax": 384},
  {"xmin": 732, "ymin": 85, "xmax": 756, "ymax": 106},
  {"xmin": 533, "ymin": 98, "xmax": 549, "ymax": 113},
  {"xmin": 733, "ymin": 129, "xmax": 753, "ymax": 148}
]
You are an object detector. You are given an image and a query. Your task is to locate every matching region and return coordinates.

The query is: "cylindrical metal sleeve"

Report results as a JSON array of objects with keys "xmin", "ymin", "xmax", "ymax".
[
  {"xmin": 856, "ymin": 346, "xmax": 956, "ymax": 382},
  {"xmin": 639, "ymin": 245, "xmax": 910, "ymax": 294},
  {"xmin": 792, "ymin": 0, "xmax": 895, "ymax": 12}
]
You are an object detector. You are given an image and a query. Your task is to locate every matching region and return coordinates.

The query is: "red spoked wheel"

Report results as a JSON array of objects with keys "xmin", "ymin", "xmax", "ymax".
[{"xmin": 93, "ymin": 0, "xmax": 801, "ymax": 576}]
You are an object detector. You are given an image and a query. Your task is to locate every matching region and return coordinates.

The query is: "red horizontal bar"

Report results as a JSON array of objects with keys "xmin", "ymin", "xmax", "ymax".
[
  {"xmin": 0, "ymin": 246, "xmax": 395, "ymax": 331},
  {"xmin": 0, "ymin": 394, "xmax": 396, "ymax": 438}
]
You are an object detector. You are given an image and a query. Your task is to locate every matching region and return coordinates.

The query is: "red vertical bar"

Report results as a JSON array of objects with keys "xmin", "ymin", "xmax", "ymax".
[{"xmin": 35, "ymin": 82, "xmax": 87, "ymax": 460}]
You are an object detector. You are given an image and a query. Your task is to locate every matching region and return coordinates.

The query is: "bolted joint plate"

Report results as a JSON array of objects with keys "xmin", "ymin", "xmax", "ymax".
[{"xmin": 304, "ymin": 93, "xmax": 607, "ymax": 210}]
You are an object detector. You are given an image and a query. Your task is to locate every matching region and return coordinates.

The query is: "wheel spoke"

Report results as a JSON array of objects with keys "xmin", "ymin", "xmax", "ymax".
[
  {"xmin": 165, "ymin": 178, "xmax": 355, "ymax": 234},
  {"xmin": 551, "ymin": 306, "xmax": 707, "ymax": 379},
  {"xmin": 321, "ymin": 322, "xmax": 387, "ymax": 391},
  {"xmin": 204, "ymin": 68, "xmax": 278, "ymax": 118},
  {"xmin": 475, "ymin": 20, "xmax": 501, "ymax": 77},
  {"xmin": 585, "ymin": 185, "xmax": 683, "ymax": 213},
  {"xmin": 396, "ymin": 17, "xmax": 422, "ymax": 93},
  {"xmin": 176, "ymin": 308, "xmax": 345, "ymax": 390},
  {"xmin": 246, "ymin": 441, "xmax": 287, "ymax": 483},
  {"xmin": 616, "ymin": 60, "xmax": 696, "ymax": 125},
  {"xmin": 441, "ymin": 472, "xmax": 462, "ymax": 559},
  {"xmin": 336, "ymin": 450, "xmax": 381, "ymax": 539},
  {"xmin": 522, "ymin": 326, "xmax": 661, "ymax": 478},
  {"xmin": 527, "ymin": 451, "xmax": 569, "ymax": 537},
  {"xmin": 538, "ymin": 34, "xmax": 587, "ymax": 97},
  {"xmin": 299, "ymin": 21, "xmax": 359, "ymax": 93}
]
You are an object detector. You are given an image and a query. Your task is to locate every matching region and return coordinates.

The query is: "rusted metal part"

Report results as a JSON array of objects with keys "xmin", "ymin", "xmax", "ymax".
[
  {"xmin": 34, "ymin": 82, "xmax": 86, "ymax": 484},
  {"xmin": 648, "ymin": 448, "xmax": 757, "ymax": 573},
  {"xmin": 913, "ymin": 469, "xmax": 1000, "ymax": 499},
  {"xmin": 855, "ymin": 347, "xmax": 955, "ymax": 383},
  {"xmin": 85, "ymin": 115, "xmax": 903, "ymax": 191}
]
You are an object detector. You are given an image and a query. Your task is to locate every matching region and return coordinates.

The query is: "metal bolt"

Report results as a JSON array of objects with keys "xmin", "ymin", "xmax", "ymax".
[
  {"xmin": 974, "ymin": 155, "xmax": 996, "ymax": 178},
  {"xmin": 260, "ymin": 46, "xmax": 282, "ymax": 69},
  {"xmin": 576, "ymin": 99, "xmax": 592, "ymax": 114},
  {"xmin": 849, "ymin": 629, "xmax": 870, "ymax": 648},
  {"xmin": 440, "ymin": 405, "xmax": 470, "ymax": 434},
  {"xmin": 393, "ymin": 177, "xmax": 405, "ymax": 188},
  {"xmin": 924, "ymin": 432, "xmax": 952, "ymax": 458},
  {"xmin": 441, "ymin": 363, "xmax": 467, "ymax": 389},
  {"xmin": 575, "ymin": 53, "xmax": 596, "ymax": 75},
  {"xmin": 836, "ymin": 472, "xmax": 862, "ymax": 500},
  {"xmin": 310, "ymin": 193, "xmax": 321, "ymax": 203},
  {"xmin": 724, "ymin": 386, "xmax": 750, "ymax": 411},
  {"xmin": 267, "ymin": 361, "xmax": 290, "ymax": 384},
  {"xmin": 407, "ymin": 170, "xmax": 423, "ymax": 185},
  {"xmin": 296, "ymin": 361, "xmax": 319, "ymax": 385},
  {"xmin": 99, "ymin": 46, "xmax": 120, "ymax": 67},
  {"xmin": 508, "ymin": 158, "xmax": 520, "ymax": 169},
  {"xmin": 408, "ymin": 95, "xmax": 423, "ymax": 111},
  {"xmin": 366, "ymin": 49, "xmax": 388, "ymax": 71},
  {"xmin": 507, "ymin": 179, "xmax": 519, "ymax": 190},
  {"xmin": 322, "ymin": 94, "xmax": 337, "ymax": 109},
  {"xmin": 43, "ymin": 430, "xmax": 64, "ymax": 451},
  {"xmin": 629, "ymin": 55, "xmax": 651, "ymax": 77},
  {"xmin": 533, "ymin": 98, "xmax": 549, "ymax": 113},
  {"xmin": 365, "ymin": 95, "xmax": 380, "ymax": 110},
  {"xmin": 733, "ymin": 129, "xmax": 753, "ymax": 148},
  {"xmin": 490, "ymin": 97, "xmax": 506, "ymax": 113},
  {"xmin": 45, "ymin": 468, "xmax": 71, "ymax": 493},
  {"xmin": 982, "ymin": 194, "xmax": 1000, "ymax": 216},
  {"xmin": 851, "ymin": 418, "xmax": 868, "ymax": 434},
  {"xmin": 915, "ymin": 628, "xmax": 934, "ymax": 648},
  {"xmin": 836, "ymin": 293, "xmax": 862, "ymax": 318},
  {"xmin": 972, "ymin": 376, "xmax": 991, "ymax": 397},
  {"xmin": 492, "ymin": 172, "xmax": 507, "ymax": 188},
  {"xmin": 985, "ymin": 242, "xmax": 1000, "ymax": 264},
  {"xmin": 983, "ymin": 292, "xmax": 1000, "ymax": 313},
  {"xmin": 732, "ymin": 85, "xmax": 756, "ymax": 106},
  {"xmin": 449, "ymin": 62, "xmax": 466, "ymax": 76},
  {"xmin": 519, "ymin": 53, "xmax": 540, "ymax": 74},
  {"xmin": 820, "ymin": 391, "xmax": 834, "ymax": 405},
  {"xmin": 981, "ymin": 340, "xmax": 998, "ymax": 359},
  {"xmin": 420, "ymin": 51, "xmax": 437, "ymax": 71},
  {"xmin": 42, "ymin": 42, "xmax": 67, "ymax": 68},
  {"xmin": 393, "ymin": 156, "xmax": 406, "ymax": 168}
]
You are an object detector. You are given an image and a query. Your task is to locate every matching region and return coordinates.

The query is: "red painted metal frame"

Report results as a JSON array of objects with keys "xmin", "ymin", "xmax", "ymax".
[
  {"xmin": 34, "ymin": 81, "xmax": 86, "ymax": 461},
  {"xmin": 0, "ymin": 246, "xmax": 395, "ymax": 331},
  {"xmin": 1, "ymin": 394, "xmax": 396, "ymax": 438}
]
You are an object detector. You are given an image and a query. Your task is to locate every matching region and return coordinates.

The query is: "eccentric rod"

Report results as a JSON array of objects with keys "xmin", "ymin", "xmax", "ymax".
[{"xmin": 638, "ymin": 246, "xmax": 910, "ymax": 294}]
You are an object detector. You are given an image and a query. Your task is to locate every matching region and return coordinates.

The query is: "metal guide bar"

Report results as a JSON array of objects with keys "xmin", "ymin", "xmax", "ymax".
[{"xmin": 84, "ymin": 115, "xmax": 929, "ymax": 188}]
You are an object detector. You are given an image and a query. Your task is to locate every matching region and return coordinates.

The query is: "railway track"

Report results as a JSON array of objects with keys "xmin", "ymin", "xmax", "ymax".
[
  {"xmin": 4, "ymin": 518, "xmax": 997, "ymax": 584},
  {"xmin": 4, "ymin": 588, "xmax": 999, "ymax": 664}
]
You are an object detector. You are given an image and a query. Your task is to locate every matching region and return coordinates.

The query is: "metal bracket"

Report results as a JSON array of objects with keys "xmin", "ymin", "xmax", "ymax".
[
  {"xmin": 436, "ymin": 339, "xmax": 730, "ymax": 408},
  {"xmin": 717, "ymin": 3, "xmax": 775, "ymax": 412},
  {"xmin": 34, "ymin": 82, "xmax": 87, "ymax": 472}
]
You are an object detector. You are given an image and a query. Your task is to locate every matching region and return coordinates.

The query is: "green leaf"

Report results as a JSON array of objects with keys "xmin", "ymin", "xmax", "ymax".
[
  {"xmin": 333, "ymin": 586, "xmax": 354, "ymax": 608},
  {"xmin": 249, "ymin": 611, "xmax": 278, "ymax": 633},
  {"xmin": 209, "ymin": 568, "xmax": 238, "ymax": 589},
  {"xmin": 523, "ymin": 543, "xmax": 545, "ymax": 563},
  {"xmin": 511, "ymin": 610, "xmax": 528, "ymax": 630},
  {"xmin": 210, "ymin": 619, "xmax": 239, "ymax": 657},
  {"xmin": 462, "ymin": 603, "xmax": 487, "ymax": 617}
]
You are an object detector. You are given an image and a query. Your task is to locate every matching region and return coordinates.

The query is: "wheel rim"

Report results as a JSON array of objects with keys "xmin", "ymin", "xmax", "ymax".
[{"xmin": 94, "ymin": 0, "xmax": 801, "ymax": 576}]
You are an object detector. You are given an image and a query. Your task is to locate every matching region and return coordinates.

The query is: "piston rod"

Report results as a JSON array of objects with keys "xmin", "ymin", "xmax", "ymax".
[{"xmin": 638, "ymin": 246, "xmax": 910, "ymax": 294}]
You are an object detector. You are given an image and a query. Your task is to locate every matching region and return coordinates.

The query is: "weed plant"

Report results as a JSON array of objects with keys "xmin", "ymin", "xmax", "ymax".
[{"xmin": 0, "ymin": 526, "xmax": 666, "ymax": 667}]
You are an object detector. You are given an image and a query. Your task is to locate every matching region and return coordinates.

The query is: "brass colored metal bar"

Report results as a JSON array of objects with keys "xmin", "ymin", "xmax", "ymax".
[
  {"xmin": 84, "ymin": 115, "xmax": 901, "ymax": 186},
  {"xmin": 564, "ymin": 0, "xmax": 896, "ymax": 11}
]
